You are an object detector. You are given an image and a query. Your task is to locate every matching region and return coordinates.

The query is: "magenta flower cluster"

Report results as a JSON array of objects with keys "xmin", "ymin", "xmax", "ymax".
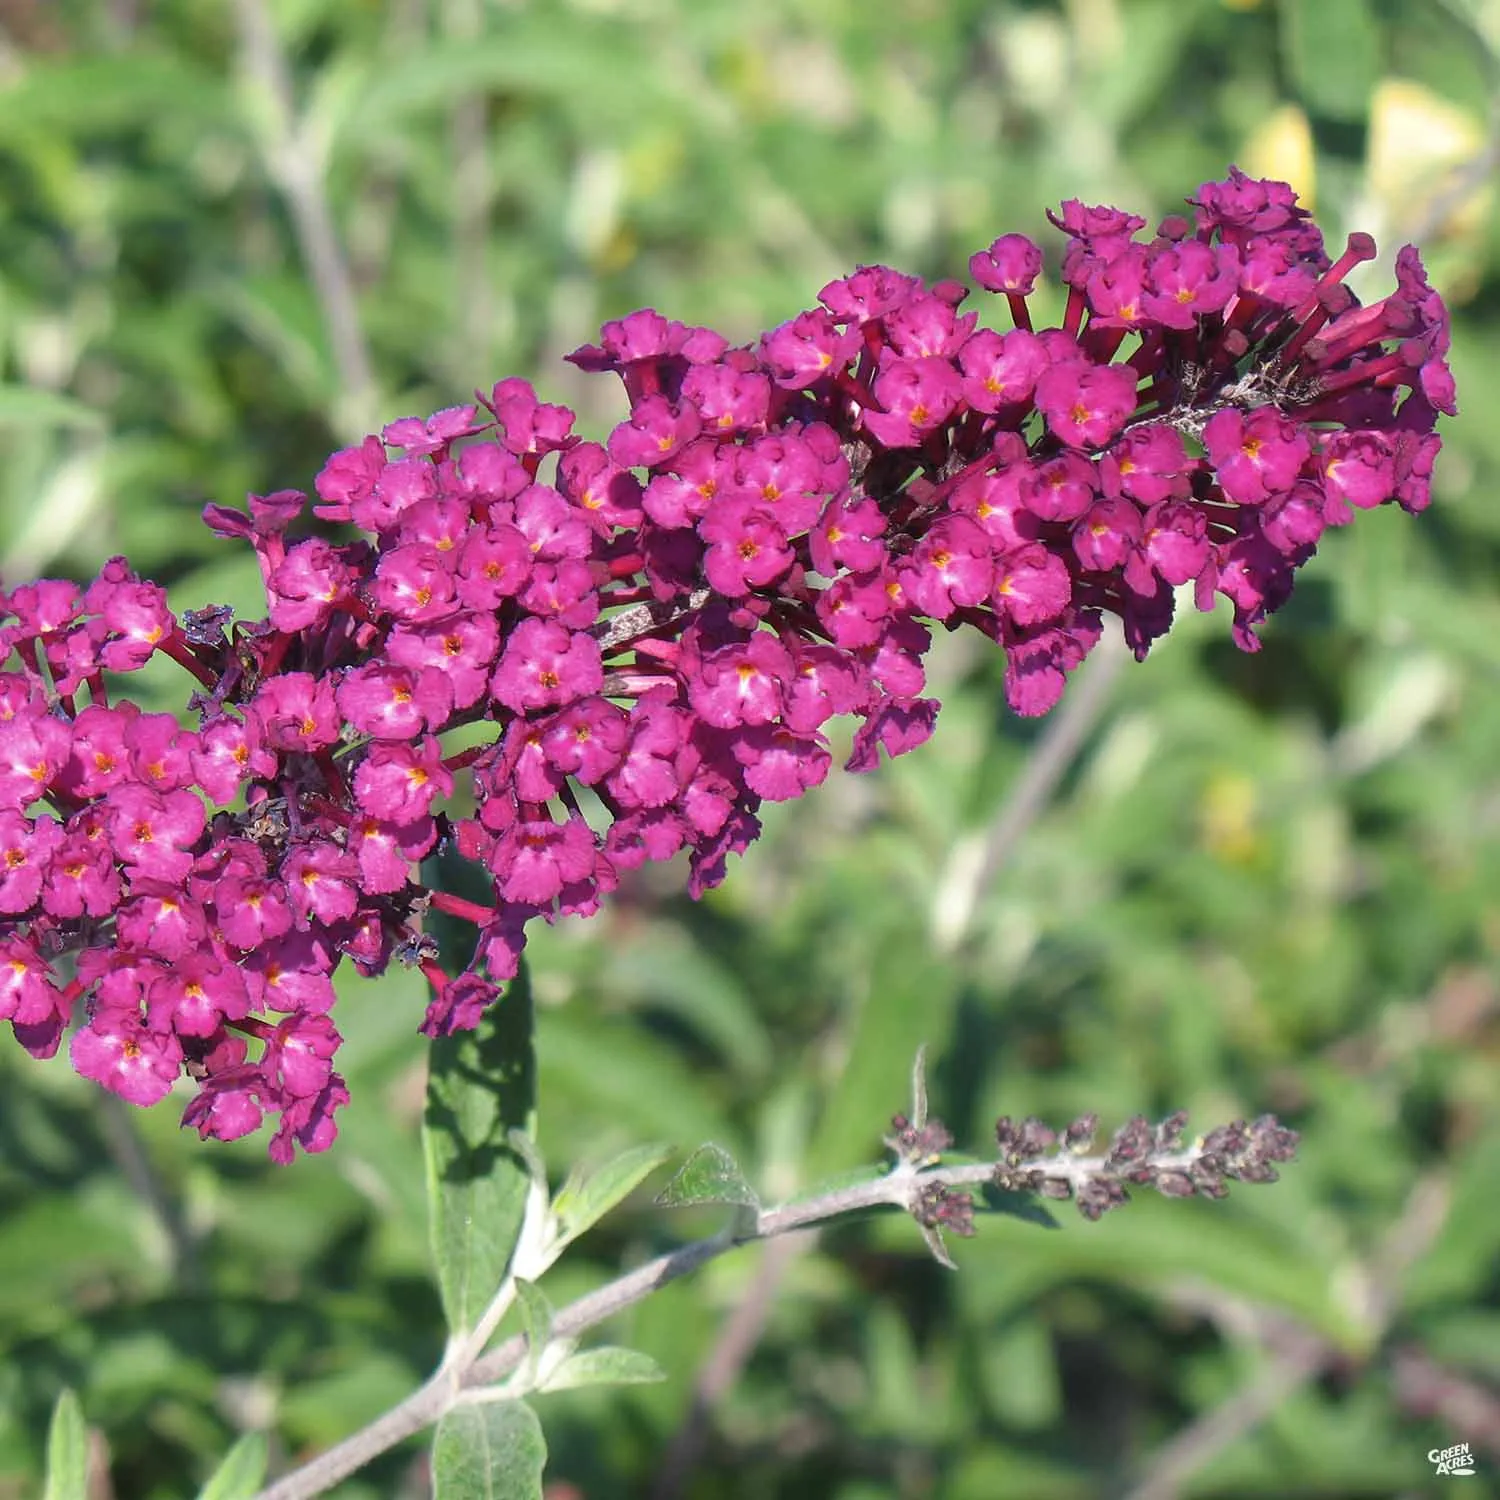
[{"xmin": 0, "ymin": 170, "xmax": 1452, "ymax": 1159}]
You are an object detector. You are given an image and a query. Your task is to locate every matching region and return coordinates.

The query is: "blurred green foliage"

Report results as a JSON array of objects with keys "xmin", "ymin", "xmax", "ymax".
[{"xmin": 3, "ymin": 0, "xmax": 1500, "ymax": 1496}]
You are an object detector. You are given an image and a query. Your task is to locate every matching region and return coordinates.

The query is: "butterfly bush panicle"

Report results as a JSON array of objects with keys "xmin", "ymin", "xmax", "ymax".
[{"xmin": 0, "ymin": 169, "xmax": 1454, "ymax": 1159}]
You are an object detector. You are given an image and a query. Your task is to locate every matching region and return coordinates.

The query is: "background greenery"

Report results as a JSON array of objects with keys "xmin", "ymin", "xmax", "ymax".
[{"xmin": 2, "ymin": 0, "xmax": 1498, "ymax": 1495}]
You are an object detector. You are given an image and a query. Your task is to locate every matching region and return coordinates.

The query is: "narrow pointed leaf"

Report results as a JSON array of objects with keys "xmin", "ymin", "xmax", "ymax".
[
  {"xmin": 551, "ymin": 1141, "xmax": 674, "ymax": 1250},
  {"xmin": 919, "ymin": 1221, "xmax": 958, "ymax": 1270},
  {"xmin": 909, "ymin": 1044, "xmax": 930, "ymax": 1130},
  {"xmin": 655, "ymin": 1143, "xmax": 760, "ymax": 1209},
  {"xmin": 514, "ymin": 1278, "xmax": 555, "ymax": 1385},
  {"xmin": 806, "ymin": 937, "xmax": 960, "ymax": 1179},
  {"xmin": 431, "ymin": 1400, "xmax": 546, "ymax": 1500},
  {"xmin": 42, "ymin": 1390, "xmax": 88, "ymax": 1500},
  {"xmin": 194, "ymin": 1433, "xmax": 268, "ymax": 1500},
  {"xmin": 540, "ymin": 1345, "xmax": 667, "ymax": 1393}
]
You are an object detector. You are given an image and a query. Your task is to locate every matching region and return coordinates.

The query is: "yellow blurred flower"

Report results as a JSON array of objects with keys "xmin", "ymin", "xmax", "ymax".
[{"xmin": 1242, "ymin": 103, "xmax": 1317, "ymax": 209}]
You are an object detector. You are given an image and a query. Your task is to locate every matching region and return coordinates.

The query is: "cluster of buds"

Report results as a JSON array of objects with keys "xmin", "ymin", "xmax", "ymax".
[
  {"xmin": 0, "ymin": 170, "xmax": 1452, "ymax": 1159},
  {"xmin": 884, "ymin": 1102, "xmax": 1297, "ymax": 1247},
  {"xmin": 992, "ymin": 1111, "xmax": 1301, "ymax": 1221}
]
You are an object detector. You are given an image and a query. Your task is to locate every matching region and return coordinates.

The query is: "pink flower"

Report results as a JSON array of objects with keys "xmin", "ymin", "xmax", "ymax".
[
  {"xmin": 253, "ymin": 673, "xmax": 341, "ymax": 753},
  {"xmin": 689, "ymin": 635, "xmax": 793, "ymax": 729},
  {"xmin": 863, "ymin": 356, "xmax": 964, "ymax": 447},
  {"xmin": 490, "ymin": 815, "xmax": 598, "ymax": 904},
  {"xmin": 957, "ymin": 328, "xmax": 1050, "ymax": 411},
  {"xmin": 607, "ymin": 395, "xmax": 702, "ymax": 471},
  {"xmin": 106, "ymin": 785, "xmax": 205, "ymax": 883},
  {"xmin": 700, "ymin": 499, "xmax": 795, "ymax": 596},
  {"xmin": 731, "ymin": 725, "xmax": 832, "ymax": 801},
  {"xmin": 71, "ymin": 1006, "xmax": 183, "ymax": 1107},
  {"xmin": 337, "ymin": 662, "xmax": 453, "ymax": 740},
  {"xmin": 898, "ymin": 517, "xmax": 995, "ymax": 621},
  {"xmin": 491, "ymin": 619, "xmax": 603, "ymax": 712},
  {"xmin": 1035, "ymin": 362, "xmax": 1140, "ymax": 449},
  {"xmin": 1203, "ymin": 408, "xmax": 1312, "ymax": 505},
  {"xmin": 0, "ymin": 714, "xmax": 72, "ymax": 811},
  {"xmin": 969, "ymin": 233, "xmax": 1044, "ymax": 294},
  {"xmin": 759, "ymin": 309, "xmax": 860, "ymax": 387}
]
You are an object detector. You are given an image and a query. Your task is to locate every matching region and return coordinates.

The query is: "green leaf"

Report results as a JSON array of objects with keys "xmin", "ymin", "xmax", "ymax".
[
  {"xmin": 783, "ymin": 1161, "xmax": 893, "ymax": 1201},
  {"xmin": 505, "ymin": 1126, "xmax": 549, "ymax": 1191},
  {"xmin": 980, "ymin": 1187, "xmax": 1062, "ymax": 1231},
  {"xmin": 918, "ymin": 1220, "xmax": 958, "ymax": 1270},
  {"xmin": 202, "ymin": 273, "xmax": 334, "ymax": 407},
  {"xmin": 655, "ymin": 1144, "xmax": 760, "ymax": 1209},
  {"xmin": 1280, "ymin": 0, "xmax": 1379, "ymax": 120},
  {"xmin": 194, "ymin": 1433, "xmax": 268, "ymax": 1500},
  {"xmin": 607, "ymin": 932, "xmax": 774, "ymax": 1078},
  {"xmin": 273, "ymin": 1351, "xmax": 423, "ymax": 1451},
  {"xmin": 981, "ymin": 1314, "xmax": 1061, "ymax": 1429},
  {"xmin": 423, "ymin": 959, "xmax": 538, "ymax": 1337},
  {"xmin": 335, "ymin": 29, "xmax": 675, "ymax": 143},
  {"xmin": 539, "ymin": 1346, "xmax": 667, "ymax": 1393},
  {"xmin": 550, "ymin": 1141, "xmax": 674, "ymax": 1251},
  {"xmin": 536, "ymin": 1010, "xmax": 739, "ymax": 1151},
  {"xmin": 513, "ymin": 1278, "xmax": 554, "ymax": 1385},
  {"xmin": 0, "ymin": 56, "xmax": 231, "ymax": 137},
  {"xmin": 42, "ymin": 1389, "xmax": 88, "ymax": 1500},
  {"xmin": 431, "ymin": 1400, "xmax": 547, "ymax": 1500},
  {"xmin": 805, "ymin": 935, "xmax": 961, "ymax": 1180},
  {"xmin": 0, "ymin": 387, "xmax": 106, "ymax": 429}
]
